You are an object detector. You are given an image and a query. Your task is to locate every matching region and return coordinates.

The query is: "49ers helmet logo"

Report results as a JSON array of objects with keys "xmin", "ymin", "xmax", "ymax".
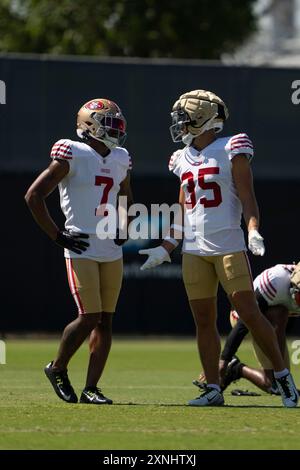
[{"xmin": 85, "ymin": 100, "xmax": 105, "ymax": 110}]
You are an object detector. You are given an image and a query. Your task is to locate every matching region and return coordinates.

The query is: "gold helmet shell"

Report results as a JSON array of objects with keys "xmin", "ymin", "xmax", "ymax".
[
  {"xmin": 170, "ymin": 89, "xmax": 228, "ymax": 145},
  {"xmin": 77, "ymin": 98, "xmax": 127, "ymax": 149}
]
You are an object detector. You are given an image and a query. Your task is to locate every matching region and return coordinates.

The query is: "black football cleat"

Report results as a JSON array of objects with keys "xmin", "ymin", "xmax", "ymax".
[
  {"xmin": 221, "ymin": 356, "xmax": 244, "ymax": 392},
  {"xmin": 80, "ymin": 387, "xmax": 113, "ymax": 405},
  {"xmin": 269, "ymin": 377, "xmax": 281, "ymax": 395},
  {"xmin": 44, "ymin": 361, "xmax": 78, "ymax": 403}
]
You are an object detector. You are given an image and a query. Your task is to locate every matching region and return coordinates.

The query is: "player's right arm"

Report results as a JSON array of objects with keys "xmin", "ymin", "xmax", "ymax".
[
  {"xmin": 25, "ymin": 160, "xmax": 89, "ymax": 253},
  {"xmin": 161, "ymin": 186, "xmax": 185, "ymax": 254},
  {"xmin": 25, "ymin": 159, "xmax": 69, "ymax": 240},
  {"xmin": 139, "ymin": 185, "xmax": 184, "ymax": 271},
  {"xmin": 139, "ymin": 150, "xmax": 184, "ymax": 270}
]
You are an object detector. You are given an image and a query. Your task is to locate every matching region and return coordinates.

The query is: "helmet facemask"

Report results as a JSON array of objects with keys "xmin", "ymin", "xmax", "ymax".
[
  {"xmin": 92, "ymin": 112, "xmax": 127, "ymax": 149},
  {"xmin": 170, "ymin": 106, "xmax": 218, "ymax": 145},
  {"xmin": 169, "ymin": 109, "xmax": 191, "ymax": 143}
]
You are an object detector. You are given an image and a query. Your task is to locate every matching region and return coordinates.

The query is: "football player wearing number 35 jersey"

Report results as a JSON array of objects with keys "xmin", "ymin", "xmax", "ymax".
[
  {"xmin": 139, "ymin": 89, "xmax": 298, "ymax": 408},
  {"xmin": 25, "ymin": 98, "xmax": 133, "ymax": 405}
]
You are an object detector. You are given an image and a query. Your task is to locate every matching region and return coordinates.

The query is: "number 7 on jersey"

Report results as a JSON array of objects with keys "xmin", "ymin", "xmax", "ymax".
[{"xmin": 95, "ymin": 175, "xmax": 114, "ymax": 216}]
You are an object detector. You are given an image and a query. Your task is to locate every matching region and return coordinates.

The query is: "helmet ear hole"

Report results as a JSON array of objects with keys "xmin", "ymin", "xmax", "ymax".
[{"xmin": 217, "ymin": 104, "xmax": 226, "ymax": 120}]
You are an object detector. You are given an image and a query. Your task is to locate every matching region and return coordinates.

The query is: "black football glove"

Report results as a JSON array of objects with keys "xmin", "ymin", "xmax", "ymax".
[
  {"xmin": 114, "ymin": 228, "xmax": 128, "ymax": 246},
  {"xmin": 55, "ymin": 230, "xmax": 89, "ymax": 254}
]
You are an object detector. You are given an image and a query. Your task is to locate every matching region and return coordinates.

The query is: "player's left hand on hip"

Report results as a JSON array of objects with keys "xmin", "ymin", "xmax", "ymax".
[
  {"xmin": 139, "ymin": 246, "xmax": 171, "ymax": 271},
  {"xmin": 55, "ymin": 230, "xmax": 90, "ymax": 254},
  {"xmin": 248, "ymin": 229, "xmax": 265, "ymax": 256}
]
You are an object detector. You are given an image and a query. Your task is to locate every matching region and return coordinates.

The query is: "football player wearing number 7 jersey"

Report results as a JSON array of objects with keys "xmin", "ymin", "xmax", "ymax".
[
  {"xmin": 139, "ymin": 89, "xmax": 298, "ymax": 408},
  {"xmin": 25, "ymin": 98, "xmax": 133, "ymax": 405}
]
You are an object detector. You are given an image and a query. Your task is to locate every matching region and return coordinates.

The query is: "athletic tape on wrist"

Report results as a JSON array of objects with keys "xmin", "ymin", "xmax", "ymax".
[
  {"xmin": 164, "ymin": 236, "xmax": 179, "ymax": 247},
  {"xmin": 170, "ymin": 224, "xmax": 184, "ymax": 233}
]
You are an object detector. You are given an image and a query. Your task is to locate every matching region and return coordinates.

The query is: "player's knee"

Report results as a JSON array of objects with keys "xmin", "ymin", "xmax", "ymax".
[
  {"xmin": 239, "ymin": 307, "xmax": 259, "ymax": 323},
  {"xmin": 79, "ymin": 312, "xmax": 101, "ymax": 329},
  {"xmin": 268, "ymin": 310, "xmax": 288, "ymax": 330},
  {"xmin": 231, "ymin": 292, "xmax": 261, "ymax": 324},
  {"xmin": 233, "ymin": 303, "xmax": 262, "ymax": 327},
  {"xmin": 98, "ymin": 313, "xmax": 113, "ymax": 332}
]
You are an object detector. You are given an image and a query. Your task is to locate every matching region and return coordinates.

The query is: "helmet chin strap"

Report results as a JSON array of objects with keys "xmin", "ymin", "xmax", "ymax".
[
  {"xmin": 100, "ymin": 137, "xmax": 118, "ymax": 149},
  {"xmin": 214, "ymin": 122, "xmax": 224, "ymax": 133},
  {"xmin": 76, "ymin": 128, "xmax": 118, "ymax": 149},
  {"xmin": 76, "ymin": 128, "xmax": 85, "ymax": 139},
  {"xmin": 182, "ymin": 133, "xmax": 196, "ymax": 146},
  {"xmin": 182, "ymin": 113, "xmax": 219, "ymax": 146}
]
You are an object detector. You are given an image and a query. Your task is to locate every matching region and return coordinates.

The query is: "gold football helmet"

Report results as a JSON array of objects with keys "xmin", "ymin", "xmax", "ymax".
[
  {"xmin": 169, "ymin": 89, "xmax": 229, "ymax": 145},
  {"xmin": 77, "ymin": 98, "xmax": 127, "ymax": 149}
]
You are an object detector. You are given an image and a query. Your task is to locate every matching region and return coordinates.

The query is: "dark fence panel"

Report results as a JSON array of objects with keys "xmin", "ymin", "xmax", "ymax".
[{"xmin": 0, "ymin": 54, "xmax": 300, "ymax": 178}]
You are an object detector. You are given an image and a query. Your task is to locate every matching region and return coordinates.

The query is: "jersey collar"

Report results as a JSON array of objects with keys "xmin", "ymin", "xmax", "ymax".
[{"xmin": 184, "ymin": 145, "xmax": 204, "ymax": 166}]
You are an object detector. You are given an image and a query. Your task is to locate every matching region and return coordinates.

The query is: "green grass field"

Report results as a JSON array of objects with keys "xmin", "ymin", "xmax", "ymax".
[{"xmin": 0, "ymin": 338, "xmax": 299, "ymax": 450}]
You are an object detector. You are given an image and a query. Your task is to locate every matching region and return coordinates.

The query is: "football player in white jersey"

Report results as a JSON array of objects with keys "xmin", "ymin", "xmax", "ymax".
[
  {"xmin": 139, "ymin": 89, "xmax": 298, "ymax": 408},
  {"xmin": 25, "ymin": 98, "xmax": 133, "ymax": 405},
  {"xmin": 195, "ymin": 263, "xmax": 300, "ymax": 395}
]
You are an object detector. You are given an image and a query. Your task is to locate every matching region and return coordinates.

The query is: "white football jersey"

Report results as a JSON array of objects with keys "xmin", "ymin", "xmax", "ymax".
[
  {"xmin": 51, "ymin": 139, "xmax": 132, "ymax": 261},
  {"xmin": 169, "ymin": 133, "xmax": 253, "ymax": 255},
  {"xmin": 254, "ymin": 264, "xmax": 300, "ymax": 316}
]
